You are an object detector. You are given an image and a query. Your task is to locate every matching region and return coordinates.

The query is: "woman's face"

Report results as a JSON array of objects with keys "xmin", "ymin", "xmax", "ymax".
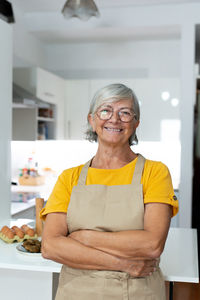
[{"xmin": 88, "ymin": 99, "xmax": 139, "ymax": 147}]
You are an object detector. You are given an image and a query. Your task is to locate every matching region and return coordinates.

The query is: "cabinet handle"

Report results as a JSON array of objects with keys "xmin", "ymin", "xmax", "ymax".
[
  {"xmin": 44, "ymin": 92, "xmax": 55, "ymax": 98},
  {"xmin": 68, "ymin": 120, "xmax": 71, "ymax": 139}
]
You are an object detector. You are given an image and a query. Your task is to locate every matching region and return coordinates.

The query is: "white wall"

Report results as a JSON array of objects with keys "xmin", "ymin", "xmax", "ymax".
[
  {"xmin": 12, "ymin": 6, "xmax": 46, "ymax": 68},
  {"xmin": 45, "ymin": 39, "xmax": 180, "ymax": 79},
  {"xmin": 179, "ymin": 24, "xmax": 196, "ymax": 228},
  {"xmin": 0, "ymin": 19, "xmax": 12, "ymax": 222}
]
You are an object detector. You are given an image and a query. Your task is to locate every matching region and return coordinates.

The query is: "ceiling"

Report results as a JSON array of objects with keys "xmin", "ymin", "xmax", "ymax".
[{"xmin": 10, "ymin": 0, "xmax": 200, "ymax": 44}]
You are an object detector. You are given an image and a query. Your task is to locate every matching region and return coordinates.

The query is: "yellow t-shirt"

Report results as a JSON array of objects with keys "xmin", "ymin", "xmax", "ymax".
[{"xmin": 40, "ymin": 157, "xmax": 179, "ymax": 220}]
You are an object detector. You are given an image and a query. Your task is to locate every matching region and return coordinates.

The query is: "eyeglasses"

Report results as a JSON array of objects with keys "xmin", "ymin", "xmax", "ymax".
[{"xmin": 96, "ymin": 106, "xmax": 136, "ymax": 123}]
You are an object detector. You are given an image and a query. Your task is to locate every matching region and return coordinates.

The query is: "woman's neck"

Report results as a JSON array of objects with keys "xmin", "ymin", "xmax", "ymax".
[{"xmin": 91, "ymin": 144, "xmax": 137, "ymax": 169}]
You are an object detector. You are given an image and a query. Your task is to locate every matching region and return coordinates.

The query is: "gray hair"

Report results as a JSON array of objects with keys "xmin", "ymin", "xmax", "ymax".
[{"xmin": 85, "ymin": 83, "xmax": 140, "ymax": 145}]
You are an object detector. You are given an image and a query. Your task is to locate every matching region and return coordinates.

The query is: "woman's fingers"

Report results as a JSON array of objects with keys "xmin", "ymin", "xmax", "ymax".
[
  {"xmin": 125, "ymin": 259, "xmax": 158, "ymax": 277},
  {"xmin": 128, "ymin": 265, "xmax": 157, "ymax": 277}
]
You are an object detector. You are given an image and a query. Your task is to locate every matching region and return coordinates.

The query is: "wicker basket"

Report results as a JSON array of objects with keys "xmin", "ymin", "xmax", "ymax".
[{"xmin": 19, "ymin": 175, "xmax": 45, "ymax": 186}]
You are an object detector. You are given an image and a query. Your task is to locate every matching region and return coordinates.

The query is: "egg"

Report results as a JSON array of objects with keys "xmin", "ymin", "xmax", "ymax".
[
  {"xmin": 26, "ymin": 228, "xmax": 35, "ymax": 237},
  {"xmin": 11, "ymin": 226, "xmax": 25, "ymax": 238},
  {"xmin": 21, "ymin": 224, "xmax": 29, "ymax": 233},
  {"xmin": 1, "ymin": 226, "xmax": 10, "ymax": 235},
  {"xmin": 6, "ymin": 229, "xmax": 15, "ymax": 239}
]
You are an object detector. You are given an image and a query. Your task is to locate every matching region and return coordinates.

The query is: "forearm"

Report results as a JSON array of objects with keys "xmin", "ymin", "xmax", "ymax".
[
  {"xmin": 42, "ymin": 234, "xmax": 124, "ymax": 271},
  {"xmin": 71, "ymin": 204, "xmax": 172, "ymax": 259},
  {"xmin": 42, "ymin": 234, "xmax": 157, "ymax": 277},
  {"xmin": 73, "ymin": 230, "xmax": 163, "ymax": 259}
]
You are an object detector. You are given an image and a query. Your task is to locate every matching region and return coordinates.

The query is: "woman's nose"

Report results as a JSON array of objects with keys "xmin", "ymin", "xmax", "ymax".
[{"xmin": 109, "ymin": 111, "xmax": 120, "ymax": 122}]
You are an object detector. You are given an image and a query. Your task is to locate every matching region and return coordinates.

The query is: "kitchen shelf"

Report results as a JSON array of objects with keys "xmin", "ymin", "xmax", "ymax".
[{"xmin": 37, "ymin": 117, "xmax": 55, "ymax": 122}]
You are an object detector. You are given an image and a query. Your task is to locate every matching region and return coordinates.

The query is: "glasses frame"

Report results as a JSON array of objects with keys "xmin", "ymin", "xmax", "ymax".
[{"xmin": 96, "ymin": 106, "xmax": 136, "ymax": 123}]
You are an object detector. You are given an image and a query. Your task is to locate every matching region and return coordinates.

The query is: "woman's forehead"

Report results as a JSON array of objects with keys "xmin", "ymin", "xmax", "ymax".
[{"xmin": 98, "ymin": 98, "xmax": 133, "ymax": 107}]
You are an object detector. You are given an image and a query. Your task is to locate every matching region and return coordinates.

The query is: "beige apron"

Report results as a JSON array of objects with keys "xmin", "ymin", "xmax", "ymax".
[{"xmin": 56, "ymin": 154, "xmax": 166, "ymax": 300}]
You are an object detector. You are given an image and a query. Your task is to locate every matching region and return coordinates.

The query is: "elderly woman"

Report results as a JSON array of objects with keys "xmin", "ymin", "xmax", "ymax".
[{"xmin": 41, "ymin": 83, "xmax": 178, "ymax": 300}]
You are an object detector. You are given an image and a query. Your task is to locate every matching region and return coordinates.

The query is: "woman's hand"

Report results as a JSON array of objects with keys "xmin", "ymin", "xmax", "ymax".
[{"xmin": 122, "ymin": 257, "xmax": 159, "ymax": 277}]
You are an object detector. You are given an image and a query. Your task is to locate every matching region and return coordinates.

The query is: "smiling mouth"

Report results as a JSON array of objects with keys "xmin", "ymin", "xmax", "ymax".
[{"xmin": 104, "ymin": 127, "xmax": 123, "ymax": 132}]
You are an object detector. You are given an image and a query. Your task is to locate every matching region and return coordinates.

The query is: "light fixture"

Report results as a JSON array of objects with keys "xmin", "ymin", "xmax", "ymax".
[
  {"xmin": 161, "ymin": 91, "xmax": 170, "ymax": 101},
  {"xmin": 171, "ymin": 98, "xmax": 179, "ymax": 107},
  {"xmin": 62, "ymin": 0, "xmax": 100, "ymax": 21},
  {"xmin": 0, "ymin": 0, "xmax": 15, "ymax": 23}
]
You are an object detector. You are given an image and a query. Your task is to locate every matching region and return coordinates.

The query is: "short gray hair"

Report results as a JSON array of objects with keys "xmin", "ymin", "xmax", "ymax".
[{"xmin": 85, "ymin": 83, "xmax": 140, "ymax": 145}]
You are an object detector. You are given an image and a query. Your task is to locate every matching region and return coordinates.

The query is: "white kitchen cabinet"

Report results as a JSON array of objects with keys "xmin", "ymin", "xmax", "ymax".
[
  {"xmin": 13, "ymin": 67, "xmax": 65, "ymax": 139},
  {"xmin": 65, "ymin": 80, "xmax": 90, "ymax": 139}
]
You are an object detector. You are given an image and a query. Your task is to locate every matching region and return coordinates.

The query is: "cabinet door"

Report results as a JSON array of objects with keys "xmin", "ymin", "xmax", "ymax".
[
  {"xmin": 37, "ymin": 68, "xmax": 59, "ymax": 104},
  {"xmin": 12, "ymin": 107, "xmax": 37, "ymax": 141},
  {"xmin": 65, "ymin": 80, "xmax": 90, "ymax": 139},
  {"xmin": 54, "ymin": 77, "xmax": 65, "ymax": 140}
]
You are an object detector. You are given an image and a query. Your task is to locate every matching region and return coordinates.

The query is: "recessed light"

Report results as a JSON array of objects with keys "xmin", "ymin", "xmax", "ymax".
[
  {"xmin": 161, "ymin": 91, "xmax": 170, "ymax": 101},
  {"xmin": 171, "ymin": 98, "xmax": 179, "ymax": 107}
]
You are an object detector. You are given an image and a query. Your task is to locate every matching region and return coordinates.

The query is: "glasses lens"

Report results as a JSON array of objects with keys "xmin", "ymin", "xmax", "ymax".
[
  {"xmin": 98, "ymin": 108, "xmax": 112, "ymax": 120},
  {"xmin": 119, "ymin": 109, "xmax": 134, "ymax": 122},
  {"xmin": 97, "ymin": 107, "xmax": 135, "ymax": 122}
]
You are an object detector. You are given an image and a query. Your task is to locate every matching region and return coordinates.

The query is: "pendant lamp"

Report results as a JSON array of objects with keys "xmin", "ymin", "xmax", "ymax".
[{"xmin": 62, "ymin": 0, "xmax": 100, "ymax": 21}]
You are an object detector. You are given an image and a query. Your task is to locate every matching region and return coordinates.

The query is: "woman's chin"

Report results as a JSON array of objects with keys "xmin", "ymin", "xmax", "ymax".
[{"xmin": 100, "ymin": 137, "xmax": 126, "ymax": 146}]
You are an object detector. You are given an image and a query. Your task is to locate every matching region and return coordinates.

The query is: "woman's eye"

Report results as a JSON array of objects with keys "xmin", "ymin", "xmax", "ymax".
[
  {"xmin": 121, "ymin": 111, "xmax": 131, "ymax": 116},
  {"xmin": 101, "ymin": 109, "xmax": 110, "ymax": 114}
]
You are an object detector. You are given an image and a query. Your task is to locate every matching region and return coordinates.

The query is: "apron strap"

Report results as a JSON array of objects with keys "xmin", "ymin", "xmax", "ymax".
[
  {"xmin": 77, "ymin": 159, "xmax": 92, "ymax": 185},
  {"xmin": 77, "ymin": 154, "xmax": 145, "ymax": 186},
  {"xmin": 131, "ymin": 154, "xmax": 146, "ymax": 187}
]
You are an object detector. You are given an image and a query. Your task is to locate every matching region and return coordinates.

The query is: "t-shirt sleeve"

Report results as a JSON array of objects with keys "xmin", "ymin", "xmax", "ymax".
[
  {"xmin": 143, "ymin": 161, "xmax": 179, "ymax": 217},
  {"xmin": 40, "ymin": 169, "xmax": 73, "ymax": 221}
]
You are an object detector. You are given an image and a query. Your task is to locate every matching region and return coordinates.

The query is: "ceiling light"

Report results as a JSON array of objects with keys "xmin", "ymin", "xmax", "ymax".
[
  {"xmin": 62, "ymin": 0, "xmax": 100, "ymax": 21},
  {"xmin": 171, "ymin": 98, "xmax": 179, "ymax": 107},
  {"xmin": 0, "ymin": 0, "xmax": 15, "ymax": 23},
  {"xmin": 161, "ymin": 91, "xmax": 170, "ymax": 101}
]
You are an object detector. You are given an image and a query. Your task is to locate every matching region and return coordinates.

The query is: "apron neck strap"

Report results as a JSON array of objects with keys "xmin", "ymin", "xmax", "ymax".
[
  {"xmin": 78, "ymin": 154, "xmax": 146, "ymax": 186},
  {"xmin": 77, "ymin": 159, "xmax": 92, "ymax": 185},
  {"xmin": 131, "ymin": 154, "xmax": 146, "ymax": 186}
]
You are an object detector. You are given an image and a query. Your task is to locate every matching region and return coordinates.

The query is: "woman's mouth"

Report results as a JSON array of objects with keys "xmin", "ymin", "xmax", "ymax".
[{"xmin": 104, "ymin": 127, "xmax": 123, "ymax": 132}]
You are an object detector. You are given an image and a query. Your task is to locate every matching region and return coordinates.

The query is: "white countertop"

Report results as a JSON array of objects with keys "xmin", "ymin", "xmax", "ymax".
[
  {"xmin": 11, "ymin": 198, "xmax": 36, "ymax": 215},
  {"xmin": 0, "ymin": 219, "xmax": 61, "ymax": 273},
  {"xmin": 0, "ymin": 220, "xmax": 198, "ymax": 283},
  {"xmin": 160, "ymin": 227, "xmax": 199, "ymax": 283}
]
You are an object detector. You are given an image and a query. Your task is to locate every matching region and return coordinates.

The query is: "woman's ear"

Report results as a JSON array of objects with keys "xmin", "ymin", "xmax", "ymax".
[
  {"xmin": 88, "ymin": 114, "xmax": 96, "ymax": 132},
  {"xmin": 135, "ymin": 120, "xmax": 140, "ymax": 129}
]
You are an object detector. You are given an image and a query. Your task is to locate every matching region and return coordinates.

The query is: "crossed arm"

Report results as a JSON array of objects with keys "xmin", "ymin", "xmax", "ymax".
[{"xmin": 41, "ymin": 203, "xmax": 172, "ymax": 277}]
